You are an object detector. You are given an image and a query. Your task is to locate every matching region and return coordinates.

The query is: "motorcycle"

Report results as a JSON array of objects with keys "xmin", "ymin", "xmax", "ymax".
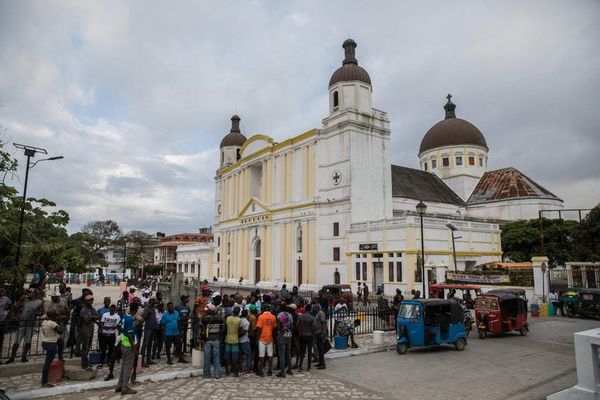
[{"xmin": 464, "ymin": 310, "xmax": 473, "ymax": 336}]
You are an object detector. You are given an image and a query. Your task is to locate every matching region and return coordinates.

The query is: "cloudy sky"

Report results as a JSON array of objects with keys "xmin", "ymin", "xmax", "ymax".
[{"xmin": 1, "ymin": 1, "xmax": 599, "ymax": 234}]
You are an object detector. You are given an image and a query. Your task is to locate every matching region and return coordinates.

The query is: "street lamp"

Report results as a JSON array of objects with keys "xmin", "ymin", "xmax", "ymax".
[
  {"xmin": 416, "ymin": 201, "xmax": 427, "ymax": 296},
  {"xmin": 446, "ymin": 223, "xmax": 462, "ymax": 273},
  {"xmin": 12, "ymin": 143, "xmax": 63, "ymax": 270}
]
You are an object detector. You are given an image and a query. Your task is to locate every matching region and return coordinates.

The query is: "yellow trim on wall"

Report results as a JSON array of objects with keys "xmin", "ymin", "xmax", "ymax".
[
  {"xmin": 239, "ymin": 134, "xmax": 274, "ymax": 157},
  {"xmin": 238, "ymin": 197, "xmax": 270, "ymax": 216},
  {"xmin": 346, "ymin": 249, "xmax": 502, "ymax": 257},
  {"xmin": 218, "ymin": 129, "xmax": 317, "ymax": 176}
]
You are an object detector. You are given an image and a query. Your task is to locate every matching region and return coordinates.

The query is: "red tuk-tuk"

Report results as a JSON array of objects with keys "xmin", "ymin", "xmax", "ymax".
[
  {"xmin": 475, "ymin": 292, "xmax": 528, "ymax": 338},
  {"xmin": 319, "ymin": 284, "xmax": 354, "ymax": 310}
]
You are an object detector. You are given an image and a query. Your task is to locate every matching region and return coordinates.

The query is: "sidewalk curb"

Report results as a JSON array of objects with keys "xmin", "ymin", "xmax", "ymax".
[
  {"xmin": 7, "ymin": 368, "xmax": 203, "ymax": 400},
  {"xmin": 7, "ymin": 343, "xmax": 395, "ymax": 399}
]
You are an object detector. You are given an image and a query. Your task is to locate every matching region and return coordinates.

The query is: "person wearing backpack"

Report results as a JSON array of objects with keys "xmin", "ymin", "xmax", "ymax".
[
  {"xmin": 200, "ymin": 304, "xmax": 224, "ymax": 379},
  {"xmin": 275, "ymin": 303, "xmax": 294, "ymax": 378}
]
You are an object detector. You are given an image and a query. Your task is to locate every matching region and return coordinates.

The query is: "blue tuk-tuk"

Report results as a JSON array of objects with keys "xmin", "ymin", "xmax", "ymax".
[{"xmin": 396, "ymin": 299, "xmax": 467, "ymax": 354}]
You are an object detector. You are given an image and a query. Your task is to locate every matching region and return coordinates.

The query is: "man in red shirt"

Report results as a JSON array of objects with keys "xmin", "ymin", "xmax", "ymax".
[{"xmin": 255, "ymin": 304, "xmax": 276, "ymax": 377}]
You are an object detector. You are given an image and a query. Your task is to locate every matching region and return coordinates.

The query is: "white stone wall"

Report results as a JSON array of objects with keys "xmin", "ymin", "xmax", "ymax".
[
  {"xmin": 176, "ymin": 243, "xmax": 214, "ymax": 279},
  {"xmin": 467, "ymin": 197, "xmax": 564, "ymax": 221}
]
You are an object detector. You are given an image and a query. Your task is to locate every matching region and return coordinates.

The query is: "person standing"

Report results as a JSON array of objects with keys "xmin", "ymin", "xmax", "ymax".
[
  {"xmin": 6, "ymin": 288, "xmax": 43, "ymax": 364},
  {"xmin": 96, "ymin": 297, "xmax": 111, "ymax": 351},
  {"xmin": 141, "ymin": 298, "xmax": 158, "ymax": 367},
  {"xmin": 98, "ymin": 304, "xmax": 120, "ymax": 369},
  {"xmin": 297, "ymin": 304, "xmax": 316, "ymax": 371},
  {"xmin": 116, "ymin": 303, "xmax": 138, "ymax": 395},
  {"xmin": 46, "ymin": 290, "xmax": 69, "ymax": 361},
  {"xmin": 256, "ymin": 303, "xmax": 276, "ymax": 377},
  {"xmin": 161, "ymin": 302, "xmax": 188, "ymax": 365},
  {"xmin": 0, "ymin": 287, "xmax": 12, "ymax": 362},
  {"xmin": 357, "ymin": 282, "xmax": 362, "ymax": 305},
  {"xmin": 116, "ymin": 291, "xmax": 129, "ymax": 317},
  {"xmin": 549, "ymin": 290, "xmax": 560, "ymax": 316},
  {"xmin": 152, "ymin": 302, "xmax": 165, "ymax": 359},
  {"xmin": 239, "ymin": 309, "xmax": 252, "ymax": 374},
  {"xmin": 276, "ymin": 303, "xmax": 294, "ymax": 378},
  {"xmin": 362, "ymin": 283, "xmax": 370, "ymax": 306},
  {"xmin": 223, "ymin": 306, "xmax": 242, "ymax": 376},
  {"xmin": 200, "ymin": 304, "xmax": 224, "ymax": 379},
  {"xmin": 79, "ymin": 294, "xmax": 98, "ymax": 370},
  {"xmin": 175, "ymin": 295, "xmax": 191, "ymax": 353},
  {"xmin": 312, "ymin": 303, "xmax": 327, "ymax": 370},
  {"xmin": 40, "ymin": 311, "xmax": 63, "ymax": 387},
  {"xmin": 247, "ymin": 304, "xmax": 259, "ymax": 373}
]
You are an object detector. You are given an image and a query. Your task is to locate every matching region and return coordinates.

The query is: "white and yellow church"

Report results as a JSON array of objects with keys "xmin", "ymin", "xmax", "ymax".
[{"xmin": 210, "ymin": 39, "xmax": 563, "ymax": 295}]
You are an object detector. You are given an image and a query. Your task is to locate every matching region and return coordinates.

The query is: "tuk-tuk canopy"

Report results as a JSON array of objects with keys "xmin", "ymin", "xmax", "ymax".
[
  {"xmin": 478, "ymin": 292, "xmax": 527, "ymax": 315},
  {"xmin": 414, "ymin": 299, "xmax": 464, "ymax": 324}
]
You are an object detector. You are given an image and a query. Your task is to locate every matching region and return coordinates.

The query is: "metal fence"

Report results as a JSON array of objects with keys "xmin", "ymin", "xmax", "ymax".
[
  {"xmin": 327, "ymin": 304, "xmax": 396, "ymax": 340},
  {"xmin": 1, "ymin": 303, "xmax": 397, "ymax": 360},
  {"xmin": 0, "ymin": 318, "xmax": 194, "ymax": 361}
]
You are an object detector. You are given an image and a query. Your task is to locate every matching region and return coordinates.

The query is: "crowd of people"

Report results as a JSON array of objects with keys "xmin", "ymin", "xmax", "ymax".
[{"xmin": 0, "ymin": 282, "xmax": 367, "ymax": 395}]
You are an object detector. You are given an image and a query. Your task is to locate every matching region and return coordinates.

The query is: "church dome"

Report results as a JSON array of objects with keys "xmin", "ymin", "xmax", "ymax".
[
  {"xmin": 419, "ymin": 95, "xmax": 488, "ymax": 155},
  {"xmin": 220, "ymin": 115, "xmax": 247, "ymax": 148},
  {"xmin": 328, "ymin": 39, "xmax": 372, "ymax": 87}
]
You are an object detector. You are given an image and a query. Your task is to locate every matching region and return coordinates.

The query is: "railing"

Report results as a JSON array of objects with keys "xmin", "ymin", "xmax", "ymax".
[
  {"xmin": 0, "ymin": 318, "xmax": 194, "ymax": 361},
  {"xmin": 327, "ymin": 303, "xmax": 396, "ymax": 340}
]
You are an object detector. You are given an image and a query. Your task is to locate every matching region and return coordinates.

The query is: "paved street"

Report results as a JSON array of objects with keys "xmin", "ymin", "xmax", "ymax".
[{"xmin": 44, "ymin": 317, "xmax": 597, "ymax": 400}]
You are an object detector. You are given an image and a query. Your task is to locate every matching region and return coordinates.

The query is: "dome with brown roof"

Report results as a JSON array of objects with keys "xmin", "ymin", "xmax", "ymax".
[
  {"xmin": 328, "ymin": 39, "xmax": 372, "ymax": 88},
  {"xmin": 220, "ymin": 115, "xmax": 247, "ymax": 148},
  {"xmin": 419, "ymin": 95, "xmax": 488, "ymax": 155}
]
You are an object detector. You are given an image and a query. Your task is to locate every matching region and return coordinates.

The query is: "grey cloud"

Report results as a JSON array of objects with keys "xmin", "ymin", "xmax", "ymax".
[{"xmin": 1, "ymin": 0, "xmax": 598, "ymax": 234}]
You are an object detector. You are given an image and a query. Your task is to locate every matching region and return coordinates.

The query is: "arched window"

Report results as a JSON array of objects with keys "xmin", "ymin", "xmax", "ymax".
[
  {"xmin": 334, "ymin": 270, "xmax": 341, "ymax": 284},
  {"xmin": 333, "ymin": 91, "xmax": 339, "ymax": 110},
  {"xmin": 296, "ymin": 224, "xmax": 302, "ymax": 253},
  {"xmin": 255, "ymin": 239, "xmax": 261, "ymax": 258}
]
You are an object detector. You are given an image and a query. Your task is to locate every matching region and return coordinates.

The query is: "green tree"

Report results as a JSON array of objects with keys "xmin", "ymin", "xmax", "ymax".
[
  {"xmin": 0, "ymin": 140, "xmax": 73, "ymax": 289},
  {"xmin": 576, "ymin": 204, "xmax": 600, "ymax": 261},
  {"xmin": 79, "ymin": 220, "xmax": 121, "ymax": 269},
  {"xmin": 501, "ymin": 217, "xmax": 581, "ymax": 267}
]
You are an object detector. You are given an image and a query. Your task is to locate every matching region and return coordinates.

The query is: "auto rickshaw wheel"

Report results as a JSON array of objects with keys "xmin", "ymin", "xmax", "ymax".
[
  {"xmin": 397, "ymin": 343, "xmax": 408, "ymax": 355},
  {"xmin": 478, "ymin": 330, "xmax": 486, "ymax": 339},
  {"xmin": 519, "ymin": 328, "xmax": 527, "ymax": 336},
  {"xmin": 455, "ymin": 338, "xmax": 466, "ymax": 351}
]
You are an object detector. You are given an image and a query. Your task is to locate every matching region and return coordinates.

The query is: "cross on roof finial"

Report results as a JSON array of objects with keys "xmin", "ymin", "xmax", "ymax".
[{"xmin": 446, "ymin": 93, "xmax": 452, "ymax": 102}]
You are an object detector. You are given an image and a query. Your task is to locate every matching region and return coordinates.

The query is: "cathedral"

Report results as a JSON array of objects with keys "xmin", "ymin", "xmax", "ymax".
[{"xmin": 211, "ymin": 39, "xmax": 563, "ymax": 295}]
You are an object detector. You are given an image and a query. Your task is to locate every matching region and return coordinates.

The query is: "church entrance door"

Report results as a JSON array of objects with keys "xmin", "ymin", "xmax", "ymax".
[
  {"xmin": 254, "ymin": 260, "xmax": 261, "ymax": 284},
  {"xmin": 297, "ymin": 260, "xmax": 303, "ymax": 285}
]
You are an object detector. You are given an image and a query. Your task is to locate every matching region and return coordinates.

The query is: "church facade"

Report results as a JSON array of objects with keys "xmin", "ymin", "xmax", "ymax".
[{"xmin": 210, "ymin": 39, "xmax": 562, "ymax": 295}]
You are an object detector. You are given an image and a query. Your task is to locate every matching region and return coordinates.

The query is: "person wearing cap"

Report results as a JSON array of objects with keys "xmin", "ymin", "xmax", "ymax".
[
  {"xmin": 200, "ymin": 303, "xmax": 224, "ymax": 379},
  {"xmin": 79, "ymin": 294, "xmax": 98, "ymax": 370},
  {"xmin": 5, "ymin": 288, "xmax": 43, "ymax": 364},
  {"xmin": 46, "ymin": 290, "xmax": 70, "ymax": 361}
]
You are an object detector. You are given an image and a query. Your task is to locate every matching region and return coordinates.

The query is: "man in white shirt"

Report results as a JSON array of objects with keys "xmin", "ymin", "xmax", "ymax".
[{"xmin": 98, "ymin": 305, "xmax": 121, "ymax": 368}]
